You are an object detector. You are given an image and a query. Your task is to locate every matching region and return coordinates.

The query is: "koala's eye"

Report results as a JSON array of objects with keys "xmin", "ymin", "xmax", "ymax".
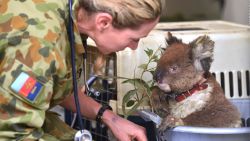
[{"xmin": 169, "ymin": 65, "xmax": 179, "ymax": 73}]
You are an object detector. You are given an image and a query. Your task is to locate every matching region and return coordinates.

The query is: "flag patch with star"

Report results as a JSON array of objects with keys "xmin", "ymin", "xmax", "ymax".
[{"xmin": 10, "ymin": 72, "xmax": 43, "ymax": 102}]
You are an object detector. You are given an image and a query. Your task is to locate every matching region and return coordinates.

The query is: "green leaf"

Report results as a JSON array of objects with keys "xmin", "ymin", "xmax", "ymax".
[
  {"xmin": 122, "ymin": 89, "xmax": 137, "ymax": 115},
  {"xmin": 151, "ymin": 55, "xmax": 159, "ymax": 62},
  {"xmin": 138, "ymin": 64, "xmax": 148, "ymax": 70},
  {"xmin": 122, "ymin": 78, "xmax": 152, "ymax": 109},
  {"xmin": 122, "ymin": 78, "xmax": 150, "ymax": 92},
  {"xmin": 126, "ymin": 100, "xmax": 135, "ymax": 107},
  {"xmin": 124, "ymin": 96, "xmax": 148, "ymax": 118},
  {"xmin": 145, "ymin": 48, "xmax": 153, "ymax": 57}
]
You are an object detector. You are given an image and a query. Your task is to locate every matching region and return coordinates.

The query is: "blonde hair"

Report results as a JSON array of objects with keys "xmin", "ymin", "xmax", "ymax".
[
  {"xmin": 79, "ymin": 0, "xmax": 164, "ymax": 75},
  {"xmin": 93, "ymin": 52, "xmax": 106, "ymax": 75},
  {"xmin": 79, "ymin": 0, "xmax": 163, "ymax": 29}
]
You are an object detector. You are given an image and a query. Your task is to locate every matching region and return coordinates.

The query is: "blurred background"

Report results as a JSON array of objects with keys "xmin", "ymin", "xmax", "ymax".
[{"xmin": 160, "ymin": 0, "xmax": 250, "ymax": 25}]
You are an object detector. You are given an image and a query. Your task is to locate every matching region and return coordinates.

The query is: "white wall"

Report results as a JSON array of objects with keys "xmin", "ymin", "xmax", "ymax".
[
  {"xmin": 163, "ymin": 0, "xmax": 221, "ymax": 20},
  {"xmin": 222, "ymin": 0, "xmax": 250, "ymax": 25},
  {"xmin": 161, "ymin": 0, "xmax": 250, "ymax": 26}
]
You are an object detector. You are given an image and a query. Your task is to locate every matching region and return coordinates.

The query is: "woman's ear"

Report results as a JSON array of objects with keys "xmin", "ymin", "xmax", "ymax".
[{"xmin": 95, "ymin": 13, "xmax": 113, "ymax": 32}]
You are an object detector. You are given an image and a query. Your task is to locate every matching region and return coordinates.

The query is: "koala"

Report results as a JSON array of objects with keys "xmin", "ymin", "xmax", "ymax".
[{"xmin": 152, "ymin": 32, "xmax": 242, "ymax": 132}]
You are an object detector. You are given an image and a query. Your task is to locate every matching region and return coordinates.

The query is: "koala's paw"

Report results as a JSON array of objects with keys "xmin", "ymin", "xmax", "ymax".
[
  {"xmin": 158, "ymin": 116, "xmax": 184, "ymax": 132},
  {"xmin": 157, "ymin": 130, "xmax": 168, "ymax": 141}
]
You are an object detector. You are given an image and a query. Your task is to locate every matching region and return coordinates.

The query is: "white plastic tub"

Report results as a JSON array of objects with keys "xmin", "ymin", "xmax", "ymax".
[
  {"xmin": 162, "ymin": 126, "xmax": 250, "ymax": 141},
  {"xmin": 159, "ymin": 99, "xmax": 250, "ymax": 141}
]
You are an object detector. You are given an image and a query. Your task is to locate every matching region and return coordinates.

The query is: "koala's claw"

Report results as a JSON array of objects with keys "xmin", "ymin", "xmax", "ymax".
[
  {"xmin": 158, "ymin": 116, "xmax": 184, "ymax": 132},
  {"xmin": 157, "ymin": 130, "xmax": 168, "ymax": 141}
]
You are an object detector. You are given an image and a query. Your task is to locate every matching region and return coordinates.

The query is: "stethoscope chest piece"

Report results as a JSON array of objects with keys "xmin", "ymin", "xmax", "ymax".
[{"xmin": 74, "ymin": 130, "xmax": 92, "ymax": 141}]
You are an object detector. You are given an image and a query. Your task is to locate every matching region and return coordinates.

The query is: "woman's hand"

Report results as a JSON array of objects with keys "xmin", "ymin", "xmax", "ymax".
[
  {"xmin": 61, "ymin": 86, "xmax": 147, "ymax": 141},
  {"xmin": 102, "ymin": 110, "xmax": 147, "ymax": 141}
]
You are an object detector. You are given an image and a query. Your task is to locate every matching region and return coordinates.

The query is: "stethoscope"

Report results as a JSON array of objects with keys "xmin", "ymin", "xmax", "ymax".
[{"xmin": 68, "ymin": 0, "xmax": 96, "ymax": 140}]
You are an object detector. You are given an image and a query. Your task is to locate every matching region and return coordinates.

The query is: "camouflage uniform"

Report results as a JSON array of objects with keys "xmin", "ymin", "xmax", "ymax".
[{"xmin": 0, "ymin": 0, "xmax": 85, "ymax": 140}]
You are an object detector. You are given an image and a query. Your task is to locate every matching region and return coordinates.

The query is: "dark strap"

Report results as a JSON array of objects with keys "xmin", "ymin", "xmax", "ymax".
[{"xmin": 96, "ymin": 105, "xmax": 113, "ymax": 123}]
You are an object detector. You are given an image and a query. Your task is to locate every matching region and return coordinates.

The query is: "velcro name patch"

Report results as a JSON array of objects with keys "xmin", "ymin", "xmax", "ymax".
[{"xmin": 10, "ymin": 72, "xmax": 43, "ymax": 102}]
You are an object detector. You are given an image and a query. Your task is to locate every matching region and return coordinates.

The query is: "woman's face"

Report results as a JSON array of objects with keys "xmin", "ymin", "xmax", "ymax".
[{"xmin": 92, "ymin": 18, "xmax": 159, "ymax": 54}]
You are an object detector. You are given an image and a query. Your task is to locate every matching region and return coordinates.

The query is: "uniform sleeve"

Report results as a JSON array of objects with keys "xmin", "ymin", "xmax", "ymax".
[{"xmin": 0, "ymin": 0, "xmax": 73, "ymax": 140}]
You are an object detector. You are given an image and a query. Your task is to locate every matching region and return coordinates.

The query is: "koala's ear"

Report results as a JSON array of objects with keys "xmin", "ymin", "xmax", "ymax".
[
  {"xmin": 165, "ymin": 32, "xmax": 182, "ymax": 45},
  {"xmin": 189, "ymin": 35, "xmax": 214, "ymax": 72}
]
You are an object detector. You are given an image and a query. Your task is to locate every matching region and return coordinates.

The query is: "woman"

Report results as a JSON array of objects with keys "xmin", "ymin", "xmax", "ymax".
[{"xmin": 0, "ymin": 0, "xmax": 162, "ymax": 140}]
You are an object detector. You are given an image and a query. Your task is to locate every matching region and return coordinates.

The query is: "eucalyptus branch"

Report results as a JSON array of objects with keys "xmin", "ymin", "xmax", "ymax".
[
  {"xmin": 121, "ymin": 46, "xmax": 164, "ymax": 117},
  {"xmin": 97, "ymin": 74, "xmax": 131, "ymax": 81}
]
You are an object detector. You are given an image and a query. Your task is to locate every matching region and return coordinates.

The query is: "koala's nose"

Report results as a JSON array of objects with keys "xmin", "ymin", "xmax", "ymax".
[{"xmin": 154, "ymin": 69, "xmax": 164, "ymax": 83}]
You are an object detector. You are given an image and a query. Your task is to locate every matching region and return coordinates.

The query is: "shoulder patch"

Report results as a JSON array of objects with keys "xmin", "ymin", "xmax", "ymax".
[{"xmin": 10, "ymin": 72, "xmax": 43, "ymax": 102}]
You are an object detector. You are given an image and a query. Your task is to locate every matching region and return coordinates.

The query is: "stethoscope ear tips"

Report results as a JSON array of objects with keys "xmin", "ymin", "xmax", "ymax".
[
  {"xmin": 85, "ymin": 75, "xmax": 100, "ymax": 96},
  {"xmin": 86, "ymin": 75, "xmax": 98, "ymax": 87}
]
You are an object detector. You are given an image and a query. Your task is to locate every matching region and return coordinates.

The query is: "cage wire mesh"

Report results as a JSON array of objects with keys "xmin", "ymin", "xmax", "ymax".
[
  {"xmin": 212, "ymin": 71, "xmax": 250, "ymax": 127},
  {"xmin": 212, "ymin": 70, "xmax": 250, "ymax": 99},
  {"xmin": 65, "ymin": 46, "xmax": 117, "ymax": 141}
]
